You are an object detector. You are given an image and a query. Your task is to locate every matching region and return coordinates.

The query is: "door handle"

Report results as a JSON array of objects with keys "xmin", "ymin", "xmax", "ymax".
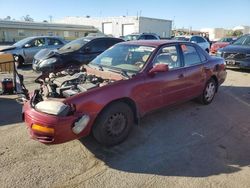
[{"xmin": 178, "ymin": 73, "xmax": 184, "ymax": 78}]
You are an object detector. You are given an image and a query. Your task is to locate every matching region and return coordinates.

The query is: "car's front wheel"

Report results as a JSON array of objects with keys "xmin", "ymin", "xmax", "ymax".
[
  {"xmin": 92, "ymin": 102, "xmax": 134, "ymax": 146},
  {"xmin": 198, "ymin": 78, "xmax": 217, "ymax": 105}
]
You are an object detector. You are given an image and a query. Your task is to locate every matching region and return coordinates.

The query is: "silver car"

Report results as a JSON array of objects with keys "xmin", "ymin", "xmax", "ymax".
[
  {"xmin": 174, "ymin": 35, "xmax": 210, "ymax": 53},
  {"xmin": 0, "ymin": 36, "xmax": 66, "ymax": 67}
]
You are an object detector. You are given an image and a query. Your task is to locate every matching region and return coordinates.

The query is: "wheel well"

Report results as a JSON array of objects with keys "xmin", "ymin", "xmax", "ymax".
[
  {"xmin": 17, "ymin": 55, "xmax": 24, "ymax": 62},
  {"xmin": 211, "ymin": 75, "xmax": 219, "ymax": 92},
  {"xmin": 99, "ymin": 98, "xmax": 139, "ymax": 124}
]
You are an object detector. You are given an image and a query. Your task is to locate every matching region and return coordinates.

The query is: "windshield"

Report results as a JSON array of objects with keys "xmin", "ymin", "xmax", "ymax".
[
  {"xmin": 174, "ymin": 36, "xmax": 190, "ymax": 41},
  {"xmin": 219, "ymin": 37, "xmax": 233, "ymax": 42},
  {"xmin": 58, "ymin": 38, "xmax": 90, "ymax": 52},
  {"xmin": 233, "ymin": 35, "xmax": 250, "ymax": 46},
  {"xmin": 90, "ymin": 44, "xmax": 155, "ymax": 73},
  {"xmin": 124, "ymin": 35, "xmax": 139, "ymax": 41},
  {"xmin": 13, "ymin": 37, "xmax": 32, "ymax": 47}
]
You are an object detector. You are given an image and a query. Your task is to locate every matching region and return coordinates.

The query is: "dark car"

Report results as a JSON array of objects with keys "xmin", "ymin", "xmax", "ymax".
[
  {"xmin": 124, "ymin": 33, "xmax": 160, "ymax": 41},
  {"xmin": 0, "ymin": 36, "xmax": 66, "ymax": 67},
  {"xmin": 217, "ymin": 34, "xmax": 250, "ymax": 69},
  {"xmin": 32, "ymin": 37, "xmax": 124, "ymax": 73},
  {"xmin": 22, "ymin": 40, "xmax": 227, "ymax": 146}
]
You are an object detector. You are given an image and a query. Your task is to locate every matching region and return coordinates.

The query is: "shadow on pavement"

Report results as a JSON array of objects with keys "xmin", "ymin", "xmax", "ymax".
[
  {"xmin": 80, "ymin": 86, "xmax": 250, "ymax": 177},
  {"xmin": 0, "ymin": 96, "xmax": 22, "ymax": 126}
]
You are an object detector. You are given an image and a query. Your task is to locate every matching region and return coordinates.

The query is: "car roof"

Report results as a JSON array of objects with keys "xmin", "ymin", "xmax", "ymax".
[
  {"xmin": 78, "ymin": 36, "xmax": 124, "ymax": 41},
  {"xmin": 122, "ymin": 40, "xmax": 186, "ymax": 47}
]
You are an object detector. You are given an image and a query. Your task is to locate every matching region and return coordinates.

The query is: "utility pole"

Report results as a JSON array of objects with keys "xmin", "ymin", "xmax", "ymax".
[{"xmin": 49, "ymin": 15, "xmax": 52, "ymax": 23}]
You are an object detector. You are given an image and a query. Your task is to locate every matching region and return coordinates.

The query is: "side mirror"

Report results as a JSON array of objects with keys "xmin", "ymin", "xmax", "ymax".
[
  {"xmin": 148, "ymin": 64, "xmax": 169, "ymax": 76},
  {"xmin": 24, "ymin": 43, "xmax": 31, "ymax": 48}
]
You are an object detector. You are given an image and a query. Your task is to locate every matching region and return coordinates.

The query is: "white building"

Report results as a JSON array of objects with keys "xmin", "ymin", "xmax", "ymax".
[
  {"xmin": 200, "ymin": 25, "xmax": 250, "ymax": 41},
  {"xmin": 200, "ymin": 28, "xmax": 229, "ymax": 41},
  {"xmin": 0, "ymin": 20, "xmax": 98, "ymax": 42},
  {"xmin": 58, "ymin": 16, "xmax": 172, "ymax": 38}
]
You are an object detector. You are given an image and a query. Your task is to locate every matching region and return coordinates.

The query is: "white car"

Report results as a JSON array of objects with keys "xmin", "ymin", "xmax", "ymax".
[{"xmin": 174, "ymin": 35, "xmax": 210, "ymax": 53}]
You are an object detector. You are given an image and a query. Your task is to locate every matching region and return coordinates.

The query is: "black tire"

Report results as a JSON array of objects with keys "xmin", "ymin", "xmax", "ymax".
[
  {"xmin": 15, "ymin": 56, "xmax": 24, "ymax": 68},
  {"xmin": 197, "ymin": 78, "xmax": 217, "ymax": 105},
  {"xmin": 92, "ymin": 102, "xmax": 134, "ymax": 146}
]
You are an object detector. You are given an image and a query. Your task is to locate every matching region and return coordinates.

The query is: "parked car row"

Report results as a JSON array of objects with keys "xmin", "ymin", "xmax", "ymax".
[
  {"xmin": 33, "ymin": 37, "xmax": 124, "ymax": 73},
  {"xmin": 216, "ymin": 34, "xmax": 250, "ymax": 69},
  {"xmin": 210, "ymin": 37, "xmax": 237, "ymax": 54},
  {"xmin": 0, "ymin": 36, "xmax": 66, "ymax": 67}
]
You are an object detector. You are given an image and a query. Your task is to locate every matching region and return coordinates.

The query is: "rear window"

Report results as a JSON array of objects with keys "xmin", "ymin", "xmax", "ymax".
[
  {"xmin": 181, "ymin": 44, "xmax": 202, "ymax": 66},
  {"xmin": 174, "ymin": 37, "xmax": 190, "ymax": 41}
]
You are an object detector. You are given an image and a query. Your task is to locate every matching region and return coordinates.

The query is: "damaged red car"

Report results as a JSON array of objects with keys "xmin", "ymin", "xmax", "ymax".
[{"xmin": 22, "ymin": 40, "xmax": 227, "ymax": 146}]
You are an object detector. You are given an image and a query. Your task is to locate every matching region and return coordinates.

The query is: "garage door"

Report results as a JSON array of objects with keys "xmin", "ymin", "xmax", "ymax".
[
  {"xmin": 102, "ymin": 22, "xmax": 112, "ymax": 35},
  {"xmin": 122, "ymin": 24, "xmax": 134, "ymax": 36}
]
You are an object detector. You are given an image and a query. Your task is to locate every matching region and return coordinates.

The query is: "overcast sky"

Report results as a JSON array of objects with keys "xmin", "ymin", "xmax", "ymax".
[{"xmin": 0, "ymin": 0, "xmax": 250, "ymax": 29}]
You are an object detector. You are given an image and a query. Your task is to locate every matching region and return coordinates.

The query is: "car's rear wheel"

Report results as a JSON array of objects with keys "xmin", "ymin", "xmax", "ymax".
[
  {"xmin": 198, "ymin": 78, "xmax": 217, "ymax": 105},
  {"xmin": 92, "ymin": 102, "xmax": 134, "ymax": 146}
]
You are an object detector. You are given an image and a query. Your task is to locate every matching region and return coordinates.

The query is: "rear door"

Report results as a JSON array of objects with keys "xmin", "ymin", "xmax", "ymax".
[{"xmin": 180, "ymin": 43, "xmax": 207, "ymax": 98}]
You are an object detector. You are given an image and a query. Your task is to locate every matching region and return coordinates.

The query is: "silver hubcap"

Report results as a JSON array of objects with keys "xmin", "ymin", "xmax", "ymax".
[
  {"xmin": 106, "ymin": 113, "xmax": 126, "ymax": 137},
  {"xmin": 205, "ymin": 82, "xmax": 215, "ymax": 102}
]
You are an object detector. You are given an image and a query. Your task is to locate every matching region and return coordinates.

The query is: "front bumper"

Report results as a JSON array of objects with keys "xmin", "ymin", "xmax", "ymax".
[{"xmin": 23, "ymin": 101, "xmax": 92, "ymax": 144}]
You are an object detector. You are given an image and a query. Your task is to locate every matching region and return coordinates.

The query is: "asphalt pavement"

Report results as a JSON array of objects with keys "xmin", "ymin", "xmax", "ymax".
[{"xmin": 0, "ymin": 68, "xmax": 250, "ymax": 188}]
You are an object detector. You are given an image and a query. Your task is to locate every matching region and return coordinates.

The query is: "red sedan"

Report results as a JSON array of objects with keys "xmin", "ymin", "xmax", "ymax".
[
  {"xmin": 22, "ymin": 40, "xmax": 227, "ymax": 146},
  {"xmin": 210, "ymin": 37, "xmax": 235, "ymax": 54}
]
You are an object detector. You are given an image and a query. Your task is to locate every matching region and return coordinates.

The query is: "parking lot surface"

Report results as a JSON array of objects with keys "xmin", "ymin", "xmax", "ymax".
[{"xmin": 0, "ymin": 67, "xmax": 250, "ymax": 188}]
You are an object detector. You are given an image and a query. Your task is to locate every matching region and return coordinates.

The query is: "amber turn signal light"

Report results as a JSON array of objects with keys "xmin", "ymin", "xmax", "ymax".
[{"xmin": 32, "ymin": 124, "xmax": 55, "ymax": 134}]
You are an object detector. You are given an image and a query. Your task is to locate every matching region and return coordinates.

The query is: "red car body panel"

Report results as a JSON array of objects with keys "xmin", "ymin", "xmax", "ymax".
[
  {"xmin": 23, "ymin": 40, "xmax": 227, "ymax": 144},
  {"xmin": 211, "ymin": 42, "xmax": 230, "ymax": 54}
]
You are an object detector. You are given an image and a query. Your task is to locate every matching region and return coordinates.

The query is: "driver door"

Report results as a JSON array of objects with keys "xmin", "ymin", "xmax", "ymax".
[
  {"xmin": 23, "ymin": 38, "xmax": 46, "ymax": 63},
  {"xmin": 139, "ymin": 45, "xmax": 186, "ymax": 113}
]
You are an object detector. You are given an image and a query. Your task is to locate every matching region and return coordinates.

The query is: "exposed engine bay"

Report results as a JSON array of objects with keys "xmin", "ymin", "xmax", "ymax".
[{"xmin": 36, "ymin": 68, "xmax": 116, "ymax": 100}]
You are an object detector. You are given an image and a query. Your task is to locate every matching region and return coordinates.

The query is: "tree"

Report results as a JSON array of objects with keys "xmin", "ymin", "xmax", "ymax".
[
  {"xmin": 233, "ymin": 30, "xmax": 243, "ymax": 37},
  {"xmin": 22, "ymin": 15, "xmax": 34, "ymax": 22},
  {"xmin": 3, "ymin": 16, "xmax": 11, "ymax": 21}
]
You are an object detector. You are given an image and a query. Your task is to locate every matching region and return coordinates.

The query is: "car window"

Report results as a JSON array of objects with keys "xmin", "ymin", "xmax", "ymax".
[
  {"xmin": 190, "ymin": 37, "xmax": 197, "ymax": 42},
  {"xmin": 153, "ymin": 45, "xmax": 181, "ymax": 69},
  {"xmin": 87, "ymin": 39, "xmax": 108, "ymax": 53},
  {"xmin": 145, "ymin": 35, "xmax": 157, "ymax": 40},
  {"xmin": 138, "ymin": 35, "xmax": 146, "ymax": 40},
  {"xmin": 59, "ymin": 38, "xmax": 90, "ymax": 53},
  {"xmin": 233, "ymin": 35, "xmax": 250, "ymax": 46},
  {"xmin": 29, "ymin": 38, "xmax": 46, "ymax": 47},
  {"xmin": 181, "ymin": 44, "xmax": 202, "ymax": 66},
  {"xmin": 48, "ymin": 38, "xmax": 63, "ymax": 46},
  {"xmin": 104, "ymin": 39, "xmax": 122, "ymax": 49},
  {"xmin": 197, "ymin": 36, "xmax": 206, "ymax": 43}
]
